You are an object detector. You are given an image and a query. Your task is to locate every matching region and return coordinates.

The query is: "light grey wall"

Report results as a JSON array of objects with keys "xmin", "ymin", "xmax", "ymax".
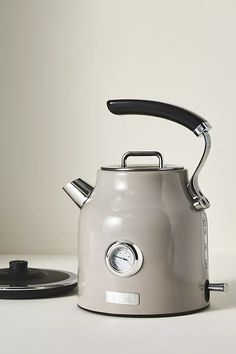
[{"xmin": 0, "ymin": 0, "xmax": 235, "ymax": 254}]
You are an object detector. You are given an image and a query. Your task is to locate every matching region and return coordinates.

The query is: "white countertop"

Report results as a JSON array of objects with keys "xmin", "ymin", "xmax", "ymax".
[{"xmin": 0, "ymin": 254, "xmax": 235, "ymax": 354}]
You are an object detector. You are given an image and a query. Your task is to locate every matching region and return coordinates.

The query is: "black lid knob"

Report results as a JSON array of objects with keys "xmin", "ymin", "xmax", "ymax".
[{"xmin": 9, "ymin": 260, "xmax": 28, "ymax": 273}]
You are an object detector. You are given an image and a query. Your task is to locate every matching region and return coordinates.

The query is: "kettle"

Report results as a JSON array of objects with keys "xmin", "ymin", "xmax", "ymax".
[{"xmin": 64, "ymin": 99, "xmax": 227, "ymax": 316}]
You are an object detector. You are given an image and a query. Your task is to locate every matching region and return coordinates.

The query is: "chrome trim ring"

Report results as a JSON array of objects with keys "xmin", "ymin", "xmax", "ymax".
[
  {"xmin": 105, "ymin": 241, "xmax": 143, "ymax": 278},
  {"xmin": 101, "ymin": 165, "xmax": 183, "ymax": 172}
]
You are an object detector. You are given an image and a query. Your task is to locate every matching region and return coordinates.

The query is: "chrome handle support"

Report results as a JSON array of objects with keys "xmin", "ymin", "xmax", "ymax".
[
  {"xmin": 187, "ymin": 131, "xmax": 211, "ymax": 210},
  {"xmin": 121, "ymin": 151, "xmax": 164, "ymax": 169}
]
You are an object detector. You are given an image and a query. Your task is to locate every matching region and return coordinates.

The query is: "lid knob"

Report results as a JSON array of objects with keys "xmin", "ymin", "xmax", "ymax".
[
  {"xmin": 121, "ymin": 151, "xmax": 164, "ymax": 169},
  {"xmin": 9, "ymin": 260, "xmax": 28, "ymax": 273}
]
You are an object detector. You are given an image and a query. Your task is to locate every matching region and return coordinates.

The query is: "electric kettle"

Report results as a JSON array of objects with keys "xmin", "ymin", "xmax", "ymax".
[{"xmin": 64, "ymin": 99, "xmax": 227, "ymax": 316}]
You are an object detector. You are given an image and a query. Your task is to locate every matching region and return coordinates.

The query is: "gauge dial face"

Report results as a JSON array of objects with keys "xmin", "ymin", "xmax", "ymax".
[
  {"xmin": 110, "ymin": 246, "xmax": 135, "ymax": 272},
  {"xmin": 106, "ymin": 242, "xmax": 143, "ymax": 277}
]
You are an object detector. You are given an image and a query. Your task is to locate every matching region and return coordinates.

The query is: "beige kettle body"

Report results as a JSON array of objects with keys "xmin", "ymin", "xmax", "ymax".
[{"xmin": 64, "ymin": 99, "xmax": 227, "ymax": 316}]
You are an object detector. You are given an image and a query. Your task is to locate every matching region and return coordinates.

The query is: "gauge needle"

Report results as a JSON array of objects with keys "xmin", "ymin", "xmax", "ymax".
[{"xmin": 115, "ymin": 255, "xmax": 129, "ymax": 262}]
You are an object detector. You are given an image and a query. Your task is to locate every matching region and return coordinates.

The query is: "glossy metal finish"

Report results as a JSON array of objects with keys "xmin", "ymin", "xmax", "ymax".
[
  {"xmin": 187, "ymin": 132, "xmax": 211, "ymax": 210},
  {"xmin": 106, "ymin": 291, "xmax": 140, "ymax": 305},
  {"xmin": 101, "ymin": 164, "xmax": 183, "ymax": 171},
  {"xmin": 76, "ymin": 168, "xmax": 210, "ymax": 315},
  {"xmin": 194, "ymin": 121, "xmax": 212, "ymax": 136},
  {"xmin": 105, "ymin": 241, "xmax": 143, "ymax": 277},
  {"xmin": 63, "ymin": 178, "xmax": 93, "ymax": 208},
  {"xmin": 121, "ymin": 151, "xmax": 163, "ymax": 169},
  {"xmin": 208, "ymin": 283, "xmax": 228, "ymax": 292}
]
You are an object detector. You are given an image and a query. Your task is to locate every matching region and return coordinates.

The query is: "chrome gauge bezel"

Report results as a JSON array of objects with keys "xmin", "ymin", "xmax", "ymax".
[{"xmin": 105, "ymin": 241, "xmax": 143, "ymax": 277}]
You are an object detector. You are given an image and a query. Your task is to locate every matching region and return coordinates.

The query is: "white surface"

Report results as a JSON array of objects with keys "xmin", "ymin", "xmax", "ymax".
[
  {"xmin": 0, "ymin": 0, "xmax": 236, "ymax": 254},
  {"xmin": 0, "ymin": 254, "xmax": 235, "ymax": 354}
]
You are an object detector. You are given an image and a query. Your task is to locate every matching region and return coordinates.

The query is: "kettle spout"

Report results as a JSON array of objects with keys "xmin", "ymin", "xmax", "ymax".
[{"xmin": 63, "ymin": 178, "xmax": 94, "ymax": 208}]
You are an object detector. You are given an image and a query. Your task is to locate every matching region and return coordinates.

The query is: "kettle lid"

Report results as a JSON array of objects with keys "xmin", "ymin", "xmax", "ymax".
[
  {"xmin": 101, "ymin": 151, "xmax": 183, "ymax": 171},
  {"xmin": 0, "ymin": 260, "xmax": 77, "ymax": 299}
]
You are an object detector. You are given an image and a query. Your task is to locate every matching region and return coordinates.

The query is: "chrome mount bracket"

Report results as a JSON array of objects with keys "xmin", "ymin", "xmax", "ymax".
[{"xmin": 187, "ymin": 130, "xmax": 211, "ymax": 210}]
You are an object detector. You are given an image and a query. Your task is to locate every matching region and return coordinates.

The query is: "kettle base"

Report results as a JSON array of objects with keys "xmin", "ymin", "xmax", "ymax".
[{"xmin": 77, "ymin": 304, "xmax": 210, "ymax": 317}]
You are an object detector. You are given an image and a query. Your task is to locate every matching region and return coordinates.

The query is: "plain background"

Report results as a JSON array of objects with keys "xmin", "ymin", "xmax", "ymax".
[{"xmin": 0, "ymin": 0, "xmax": 235, "ymax": 254}]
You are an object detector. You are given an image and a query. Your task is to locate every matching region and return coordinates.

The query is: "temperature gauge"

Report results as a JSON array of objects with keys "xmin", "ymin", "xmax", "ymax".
[{"xmin": 106, "ymin": 241, "xmax": 143, "ymax": 277}]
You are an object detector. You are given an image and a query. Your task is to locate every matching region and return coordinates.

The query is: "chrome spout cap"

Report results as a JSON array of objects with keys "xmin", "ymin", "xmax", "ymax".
[{"xmin": 63, "ymin": 178, "xmax": 93, "ymax": 208}]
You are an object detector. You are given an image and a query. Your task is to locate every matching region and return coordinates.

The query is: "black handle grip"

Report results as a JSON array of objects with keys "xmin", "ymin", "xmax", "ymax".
[{"xmin": 107, "ymin": 99, "xmax": 210, "ymax": 135}]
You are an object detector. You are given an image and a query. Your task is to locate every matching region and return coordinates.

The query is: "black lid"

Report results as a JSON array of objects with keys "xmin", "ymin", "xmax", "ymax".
[{"xmin": 0, "ymin": 260, "xmax": 77, "ymax": 299}]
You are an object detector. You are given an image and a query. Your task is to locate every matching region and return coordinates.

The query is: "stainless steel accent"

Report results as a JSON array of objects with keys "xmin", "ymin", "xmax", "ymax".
[
  {"xmin": 63, "ymin": 178, "xmax": 93, "ymax": 208},
  {"xmin": 201, "ymin": 212, "xmax": 208, "ymax": 269},
  {"xmin": 187, "ymin": 132, "xmax": 211, "ymax": 210},
  {"xmin": 105, "ymin": 241, "xmax": 143, "ymax": 278},
  {"xmin": 101, "ymin": 165, "xmax": 183, "ymax": 171},
  {"xmin": 208, "ymin": 283, "xmax": 228, "ymax": 292},
  {"xmin": 121, "ymin": 151, "xmax": 164, "ymax": 169},
  {"xmin": 106, "ymin": 291, "xmax": 140, "ymax": 305},
  {"xmin": 0, "ymin": 271, "xmax": 77, "ymax": 292},
  {"xmin": 194, "ymin": 121, "xmax": 212, "ymax": 136}
]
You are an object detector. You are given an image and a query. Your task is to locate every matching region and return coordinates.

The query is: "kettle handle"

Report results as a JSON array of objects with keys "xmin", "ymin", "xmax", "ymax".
[
  {"xmin": 107, "ymin": 99, "xmax": 211, "ymax": 136},
  {"xmin": 107, "ymin": 99, "xmax": 211, "ymax": 211}
]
